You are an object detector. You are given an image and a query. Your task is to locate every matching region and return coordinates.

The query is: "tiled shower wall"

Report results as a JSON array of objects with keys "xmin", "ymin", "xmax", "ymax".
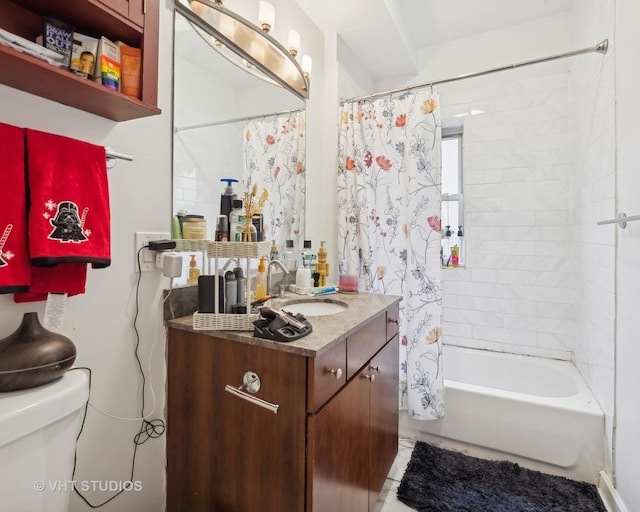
[
  {"xmin": 440, "ymin": 70, "xmax": 575, "ymax": 360},
  {"xmin": 570, "ymin": 0, "xmax": 616, "ymax": 471}
]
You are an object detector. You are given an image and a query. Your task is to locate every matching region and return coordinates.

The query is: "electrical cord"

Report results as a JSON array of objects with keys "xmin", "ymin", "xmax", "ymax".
[{"xmin": 68, "ymin": 245, "xmax": 166, "ymax": 508}]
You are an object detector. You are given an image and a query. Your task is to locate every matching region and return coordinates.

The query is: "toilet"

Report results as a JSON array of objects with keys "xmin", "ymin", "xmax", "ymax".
[{"xmin": 0, "ymin": 370, "xmax": 89, "ymax": 511}]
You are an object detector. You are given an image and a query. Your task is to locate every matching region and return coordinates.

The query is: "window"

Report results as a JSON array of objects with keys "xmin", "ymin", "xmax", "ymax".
[{"xmin": 441, "ymin": 126, "xmax": 464, "ymax": 267}]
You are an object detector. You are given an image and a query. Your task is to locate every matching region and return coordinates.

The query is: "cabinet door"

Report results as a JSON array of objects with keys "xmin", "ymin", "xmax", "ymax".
[
  {"xmin": 98, "ymin": 0, "xmax": 145, "ymax": 27},
  {"xmin": 167, "ymin": 329, "xmax": 307, "ymax": 512},
  {"xmin": 368, "ymin": 336, "xmax": 399, "ymax": 510},
  {"xmin": 308, "ymin": 367, "xmax": 371, "ymax": 512}
]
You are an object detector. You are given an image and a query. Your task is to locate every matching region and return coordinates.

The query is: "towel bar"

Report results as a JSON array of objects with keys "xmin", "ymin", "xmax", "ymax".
[
  {"xmin": 224, "ymin": 371, "xmax": 279, "ymax": 414},
  {"xmin": 596, "ymin": 213, "xmax": 640, "ymax": 228},
  {"xmin": 105, "ymin": 148, "xmax": 133, "ymax": 169}
]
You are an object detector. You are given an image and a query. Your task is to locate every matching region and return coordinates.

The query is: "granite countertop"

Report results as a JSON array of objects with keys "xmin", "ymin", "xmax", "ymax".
[{"xmin": 167, "ymin": 292, "xmax": 401, "ymax": 357}]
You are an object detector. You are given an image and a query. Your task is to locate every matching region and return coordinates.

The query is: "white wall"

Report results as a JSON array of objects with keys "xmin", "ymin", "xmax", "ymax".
[{"xmin": 613, "ymin": 0, "xmax": 640, "ymax": 508}]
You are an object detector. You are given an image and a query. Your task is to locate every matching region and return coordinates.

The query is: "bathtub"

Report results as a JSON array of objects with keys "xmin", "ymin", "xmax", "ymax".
[{"xmin": 400, "ymin": 345, "xmax": 605, "ymax": 483}]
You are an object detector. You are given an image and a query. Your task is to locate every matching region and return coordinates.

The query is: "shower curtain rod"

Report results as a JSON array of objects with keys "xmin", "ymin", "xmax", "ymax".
[
  {"xmin": 174, "ymin": 107, "xmax": 305, "ymax": 133},
  {"xmin": 340, "ymin": 39, "xmax": 609, "ymax": 104}
]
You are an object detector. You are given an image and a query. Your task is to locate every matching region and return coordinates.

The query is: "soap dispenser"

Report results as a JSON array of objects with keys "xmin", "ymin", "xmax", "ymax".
[
  {"xmin": 255, "ymin": 257, "xmax": 268, "ymax": 300},
  {"xmin": 187, "ymin": 255, "xmax": 201, "ymax": 284},
  {"xmin": 317, "ymin": 241, "xmax": 328, "ymax": 287}
]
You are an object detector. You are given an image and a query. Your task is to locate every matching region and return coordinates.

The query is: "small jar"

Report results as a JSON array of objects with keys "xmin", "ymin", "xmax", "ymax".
[{"xmin": 182, "ymin": 215, "xmax": 207, "ymax": 240}]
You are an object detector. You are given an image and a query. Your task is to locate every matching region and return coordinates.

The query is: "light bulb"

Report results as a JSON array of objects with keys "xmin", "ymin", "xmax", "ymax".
[
  {"xmin": 287, "ymin": 30, "xmax": 300, "ymax": 56},
  {"xmin": 189, "ymin": 0, "xmax": 209, "ymax": 16},
  {"xmin": 301, "ymin": 54, "xmax": 312, "ymax": 77},
  {"xmin": 258, "ymin": 1, "xmax": 275, "ymax": 32}
]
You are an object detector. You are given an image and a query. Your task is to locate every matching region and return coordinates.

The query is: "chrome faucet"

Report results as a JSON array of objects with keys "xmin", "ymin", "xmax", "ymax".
[
  {"xmin": 222, "ymin": 258, "xmax": 239, "ymax": 272},
  {"xmin": 267, "ymin": 259, "xmax": 289, "ymax": 295}
]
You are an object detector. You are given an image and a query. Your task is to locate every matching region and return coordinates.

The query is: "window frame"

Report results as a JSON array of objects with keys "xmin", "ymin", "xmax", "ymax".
[{"xmin": 441, "ymin": 125, "xmax": 464, "ymax": 266}]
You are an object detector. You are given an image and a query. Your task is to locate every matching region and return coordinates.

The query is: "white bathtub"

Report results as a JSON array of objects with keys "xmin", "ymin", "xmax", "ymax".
[{"xmin": 401, "ymin": 345, "xmax": 605, "ymax": 483}]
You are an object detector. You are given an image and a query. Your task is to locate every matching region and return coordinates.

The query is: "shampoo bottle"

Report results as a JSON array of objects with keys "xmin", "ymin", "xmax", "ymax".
[
  {"xmin": 234, "ymin": 267, "xmax": 246, "ymax": 305},
  {"xmin": 224, "ymin": 271, "xmax": 237, "ymax": 313},
  {"xmin": 284, "ymin": 239, "xmax": 297, "ymax": 271},
  {"xmin": 219, "ymin": 178, "xmax": 238, "ymax": 223},
  {"xmin": 255, "ymin": 257, "xmax": 268, "ymax": 300},
  {"xmin": 229, "ymin": 199, "xmax": 245, "ymax": 242}
]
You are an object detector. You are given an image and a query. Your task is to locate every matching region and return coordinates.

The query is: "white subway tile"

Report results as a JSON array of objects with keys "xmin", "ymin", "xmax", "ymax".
[
  {"xmin": 442, "ymin": 321, "xmax": 473, "ymax": 338},
  {"xmin": 445, "ymin": 308, "xmax": 503, "ymax": 327}
]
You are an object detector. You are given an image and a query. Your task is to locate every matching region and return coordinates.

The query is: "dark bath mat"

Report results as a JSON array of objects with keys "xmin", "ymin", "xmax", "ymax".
[{"xmin": 397, "ymin": 441, "xmax": 607, "ymax": 512}]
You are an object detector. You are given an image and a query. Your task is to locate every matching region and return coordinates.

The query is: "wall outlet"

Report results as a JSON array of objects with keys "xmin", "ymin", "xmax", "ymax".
[{"xmin": 134, "ymin": 232, "xmax": 171, "ymax": 272}]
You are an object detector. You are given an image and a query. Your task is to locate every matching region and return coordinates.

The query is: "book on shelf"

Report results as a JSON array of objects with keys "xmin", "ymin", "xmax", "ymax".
[
  {"xmin": 41, "ymin": 17, "xmax": 74, "ymax": 70},
  {"xmin": 93, "ymin": 36, "xmax": 120, "ymax": 91},
  {"xmin": 69, "ymin": 32, "xmax": 99, "ymax": 79},
  {"xmin": 117, "ymin": 43, "xmax": 141, "ymax": 99}
]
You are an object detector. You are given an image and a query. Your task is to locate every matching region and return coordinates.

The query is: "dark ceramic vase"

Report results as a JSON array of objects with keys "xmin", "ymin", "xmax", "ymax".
[{"xmin": 0, "ymin": 312, "xmax": 76, "ymax": 392}]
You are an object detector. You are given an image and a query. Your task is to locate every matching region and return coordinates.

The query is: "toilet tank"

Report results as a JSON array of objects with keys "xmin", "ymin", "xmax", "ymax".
[{"xmin": 0, "ymin": 370, "xmax": 89, "ymax": 512}]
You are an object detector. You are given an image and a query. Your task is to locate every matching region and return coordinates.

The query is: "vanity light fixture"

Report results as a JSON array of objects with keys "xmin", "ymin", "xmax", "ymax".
[
  {"xmin": 301, "ymin": 54, "xmax": 312, "ymax": 78},
  {"xmin": 176, "ymin": 0, "xmax": 310, "ymax": 100},
  {"xmin": 258, "ymin": 1, "xmax": 275, "ymax": 32},
  {"xmin": 287, "ymin": 29, "xmax": 300, "ymax": 56}
]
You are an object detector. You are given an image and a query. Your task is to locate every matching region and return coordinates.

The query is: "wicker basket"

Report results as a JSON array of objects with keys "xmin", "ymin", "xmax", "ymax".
[
  {"xmin": 191, "ymin": 241, "xmax": 272, "ymax": 331},
  {"xmin": 193, "ymin": 312, "xmax": 259, "ymax": 331},
  {"xmin": 206, "ymin": 240, "xmax": 271, "ymax": 259},
  {"xmin": 173, "ymin": 239, "xmax": 208, "ymax": 252}
]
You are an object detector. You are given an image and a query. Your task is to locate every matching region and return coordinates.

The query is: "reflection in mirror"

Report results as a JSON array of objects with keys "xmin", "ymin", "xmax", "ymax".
[{"xmin": 173, "ymin": 11, "xmax": 306, "ymax": 260}]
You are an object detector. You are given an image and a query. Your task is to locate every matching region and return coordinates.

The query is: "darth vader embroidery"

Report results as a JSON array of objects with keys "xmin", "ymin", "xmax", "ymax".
[
  {"xmin": 48, "ymin": 201, "xmax": 89, "ymax": 243},
  {"xmin": 0, "ymin": 224, "xmax": 13, "ymax": 267}
]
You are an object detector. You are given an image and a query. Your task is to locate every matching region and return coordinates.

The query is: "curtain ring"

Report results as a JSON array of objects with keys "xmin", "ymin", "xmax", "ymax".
[{"xmin": 430, "ymin": 82, "xmax": 434, "ymax": 93}]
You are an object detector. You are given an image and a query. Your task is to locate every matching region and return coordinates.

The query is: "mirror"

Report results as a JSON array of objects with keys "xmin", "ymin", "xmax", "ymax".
[{"xmin": 172, "ymin": 10, "xmax": 306, "ymax": 256}]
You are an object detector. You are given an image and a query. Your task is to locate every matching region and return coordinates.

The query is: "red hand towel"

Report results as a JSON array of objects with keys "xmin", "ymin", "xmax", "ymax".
[
  {"xmin": 0, "ymin": 123, "xmax": 30, "ymax": 294},
  {"xmin": 25, "ymin": 129, "xmax": 111, "ymax": 268},
  {"xmin": 13, "ymin": 263, "xmax": 87, "ymax": 303}
]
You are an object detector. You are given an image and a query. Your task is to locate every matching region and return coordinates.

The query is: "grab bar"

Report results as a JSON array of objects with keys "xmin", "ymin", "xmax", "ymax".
[
  {"xmin": 224, "ymin": 371, "xmax": 279, "ymax": 414},
  {"xmin": 596, "ymin": 212, "xmax": 640, "ymax": 228}
]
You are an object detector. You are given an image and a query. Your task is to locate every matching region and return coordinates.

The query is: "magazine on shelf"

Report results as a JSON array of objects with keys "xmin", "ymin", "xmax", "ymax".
[
  {"xmin": 0, "ymin": 28, "xmax": 66, "ymax": 67},
  {"xmin": 41, "ymin": 17, "xmax": 74, "ymax": 69}
]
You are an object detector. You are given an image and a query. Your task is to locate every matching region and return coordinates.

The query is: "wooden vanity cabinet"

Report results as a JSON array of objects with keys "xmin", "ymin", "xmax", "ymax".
[
  {"xmin": 167, "ymin": 301, "xmax": 401, "ymax": 512},
  {"xmin": 0, "ymin": 0, "xmax": 160, "ymax": 121},
  {"xmin": 308, "ymin": 334, "xmax": 399, "ymax": 512}
]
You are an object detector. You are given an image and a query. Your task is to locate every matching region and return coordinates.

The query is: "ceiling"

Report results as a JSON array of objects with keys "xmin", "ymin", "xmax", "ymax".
[{"xmin": 294, "ymin": 0, "xmax": 573, "ymax": 80}]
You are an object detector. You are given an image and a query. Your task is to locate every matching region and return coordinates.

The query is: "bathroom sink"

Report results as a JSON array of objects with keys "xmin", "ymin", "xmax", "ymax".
[{"xmin": 280, "ymin": 298, "xmax": 348, "ymax": 317}]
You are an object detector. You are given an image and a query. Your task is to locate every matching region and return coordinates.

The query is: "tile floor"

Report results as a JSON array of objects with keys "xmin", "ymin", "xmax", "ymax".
[{"xmin": 372, "ymin": 438, "xmax": 417, "ymax": 512}]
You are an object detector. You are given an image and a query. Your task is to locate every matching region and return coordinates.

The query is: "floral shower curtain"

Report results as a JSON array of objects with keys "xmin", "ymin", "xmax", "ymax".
[
  {"xmin": 337, "ymin": 92, "xmax": 444, "ymax": 419},
  {"xmin": 243, "ymin": 111, "xmax": 306, "ymax": 253}
]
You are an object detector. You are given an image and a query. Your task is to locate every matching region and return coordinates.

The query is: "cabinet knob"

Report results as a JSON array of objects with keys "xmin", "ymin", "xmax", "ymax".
[
  {"xmin": 364, "ymin": 373, "xmax": 376, "ymax": 382},
  {"xmin": 388, "ymin": 318, "xmax": 399, "ymax": 324},
  {"xmin": 329, "ymin": 367, "xmax": 343, "ymax": 380},
  {"xmin": 370, "ymin": 365, "xmax": 381, "ymax": 373}
]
